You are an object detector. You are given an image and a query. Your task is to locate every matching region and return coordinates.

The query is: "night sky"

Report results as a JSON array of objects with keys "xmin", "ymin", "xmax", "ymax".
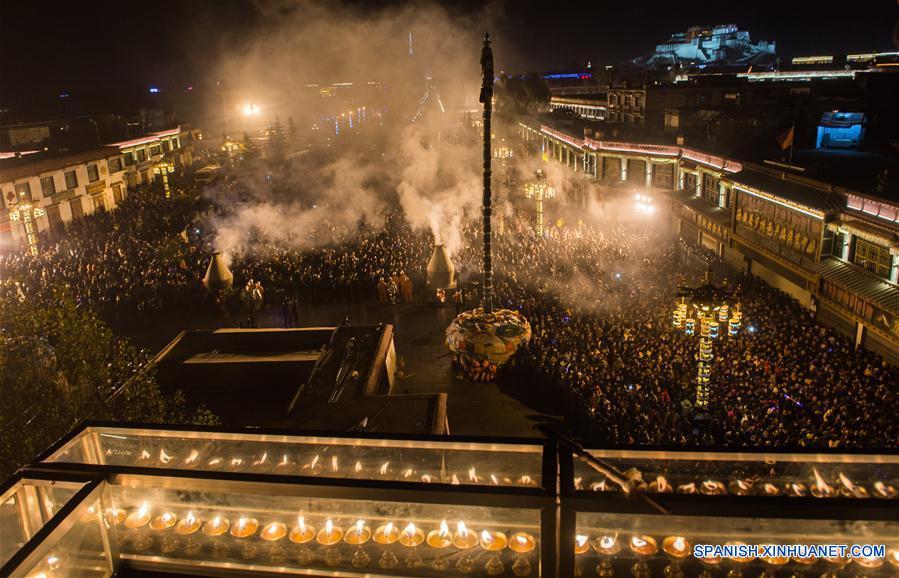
[{"xmin": 3, "ymin": 0, "xmax": 897, "ymax": 95}]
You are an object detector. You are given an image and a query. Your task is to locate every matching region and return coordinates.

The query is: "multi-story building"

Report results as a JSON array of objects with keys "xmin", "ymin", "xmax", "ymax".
[
  {"xmin": 606, "ymin": 88, "xmax": 652, "ymax": 127},
  {"xmin": 520, "ymin": 118, "xmax": 899, "ymax": 363},
  {"xmin": 0, "ymin": 147, "xmax": 128, "ymax": 244},
  {"xmin": 548, "ymin": 95, "xmax": 607, "ymax": 121},
  {"xmin": 0, "ymin": 126, "xmax": 191, "ymax": 247},
  {"xmin": 638, "ymin": 24, "xmax": 776, "ymax": 70}
]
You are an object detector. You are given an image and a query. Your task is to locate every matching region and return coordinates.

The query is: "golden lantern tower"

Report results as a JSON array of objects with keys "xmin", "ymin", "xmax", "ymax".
[
  {"xmin": 673, "ymin": 267, "xmax": 741, "ymax": 410},
  {"xmin": 153, "ymin": 159, "xmax": 176, "ymax": 199},
  {"xmin": 8, "ymin": 190, "xmax": 45, "ymax": 256},
  {"xmin": 524, "ymin": 169, "xmax": 555, "ymax": 237}
]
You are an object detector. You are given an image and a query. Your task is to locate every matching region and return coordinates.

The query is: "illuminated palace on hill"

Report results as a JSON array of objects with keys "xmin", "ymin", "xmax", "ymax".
[{"xmin": 638, "ymin": 24, "xmax": 776, "ymax": 69}]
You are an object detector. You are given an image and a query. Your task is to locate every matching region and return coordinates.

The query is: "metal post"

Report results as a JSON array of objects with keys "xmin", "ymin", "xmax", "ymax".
[{"xmin": 479, "ymin": 33, "xmax": 494, "ymax": 315}]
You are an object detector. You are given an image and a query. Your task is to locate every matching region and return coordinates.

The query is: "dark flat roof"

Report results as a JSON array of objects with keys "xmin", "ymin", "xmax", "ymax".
[
  {"xmin": 729, "ymin": 168, "xmax": 845, "ymax": 212},
  {"xmin": 0, "ymin": 147, "xmax": 121, "ymax": 182}
]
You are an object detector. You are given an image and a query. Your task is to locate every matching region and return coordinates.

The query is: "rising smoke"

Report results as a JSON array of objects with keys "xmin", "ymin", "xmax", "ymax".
[{"xmin": 204, "ymin": 0, "xmax": 501, "ymax": 258}]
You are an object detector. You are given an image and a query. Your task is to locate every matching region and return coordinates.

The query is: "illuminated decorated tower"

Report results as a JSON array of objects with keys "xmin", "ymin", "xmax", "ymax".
[
  {"xmin": 445, "ymin": 34, "xmax": 531, "ymax": 382},
  {"xmin": 672, "ymin": 266, "xmax": 741, "ymax": 410}
]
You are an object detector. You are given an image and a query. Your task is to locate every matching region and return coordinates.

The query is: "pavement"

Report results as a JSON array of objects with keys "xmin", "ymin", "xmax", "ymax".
[{"xmin": 121, "ymin": 298, "xmax": 564, "ymax": 437}]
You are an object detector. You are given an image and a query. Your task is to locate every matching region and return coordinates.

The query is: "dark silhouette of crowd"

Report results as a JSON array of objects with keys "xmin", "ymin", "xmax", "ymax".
[{"xmin": 2, "ymin": 188, "xmax": 895, "ymax": 450}]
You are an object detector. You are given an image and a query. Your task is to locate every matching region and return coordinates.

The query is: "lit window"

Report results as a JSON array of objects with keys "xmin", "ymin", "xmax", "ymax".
[{"xmin": 853, "ymin": 238, "xmax": 892, "ymax": 278}]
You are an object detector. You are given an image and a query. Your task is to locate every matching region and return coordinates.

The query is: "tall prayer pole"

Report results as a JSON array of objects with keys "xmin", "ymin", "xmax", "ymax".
[
  {"xmin": 479, "ymin": 33, "xmax": 494, "ymax": 315},
  {"xmin": 445, "ymin": 34, "xmax": 531, "ymax": 382}
]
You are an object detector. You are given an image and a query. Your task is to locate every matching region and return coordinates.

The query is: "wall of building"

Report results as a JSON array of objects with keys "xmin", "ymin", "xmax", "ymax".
[{"xmin": 525, "ymin": 120, "xmax": 899, "ymax": 362}]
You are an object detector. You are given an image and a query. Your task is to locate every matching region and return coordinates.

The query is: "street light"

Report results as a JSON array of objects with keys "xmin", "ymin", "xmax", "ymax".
[
  {"xmin": 672, "ymin": 267, "xmax": 742, "ymax": 410},
  {"xmin": 8, "ymin": 191, "xmax": 44, "ymax": 256},
  {"xmin": 524, "ymin": 169, "xmax": 555, "ymax": 237},
  {"xmin": 153, "ymin": 160, "xmax": 176, "ymax": 199},
  {"xmin": 241, "ymin": 103, "xmax": 261, "ymax": 116}
]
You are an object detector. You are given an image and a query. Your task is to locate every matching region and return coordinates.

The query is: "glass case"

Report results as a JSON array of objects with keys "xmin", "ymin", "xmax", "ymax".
[
  {"xmin": 0, "ymin": 475, "xmax": 86, "ymax": 569},
  {"xmin": 6, "ymin": 424, "xmax": 897, "ymax": 577},
  {"xmin": 569, "ymin": 447, "xmax": 899, "ymax": 499},
  {"xmin": 41, "ymin": 424, "xmax": 548, "ymax": 490},
  {"xmin": 2, "ymin": 471, "xmax": 551, "ymax": 577},
  {"xmin": 104, "ymin": 472, "xmax": 547, "ymax": 577},
  {"xmin": 571, "ymin": 509, "xmax": 898, "ymax": 578}
]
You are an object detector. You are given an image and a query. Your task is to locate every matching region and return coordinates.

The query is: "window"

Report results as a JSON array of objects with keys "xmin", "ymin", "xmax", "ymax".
[
  {"xmin": 831, "ymin": 232, "xmax": 846, "ymax": 258},
  {"xmin": 683, "ymin": 172, "xmax": 698, "ymax": 194},
  {"xmin": 853, "ymin": 238, "xmax": 892, "ymax": 278},
  {"xmin": 65, "ymin": 170, "xmax": 78, "ymax": 189},
  {"xmin": 701, "ymin": 173, "xmax": 719, "ymax": 204},
  {"xmin": 149, "ymin": 144, "xmax": 161, "ymax": 156},
  {"xmin": 40, "ymin": 175, "xmax": 56, "ymax": 196},
  {"xmin": 108, "ymin": 157, "xmax": 123, "ymax": 173},
  {"xmin": 14, "ymin": 181, "xmax": 32, "ymax": 200},
  {"xmin": 136, "ymin": 148, "xmax": 147, "ymax": 162},
  {"xmin": 123, "ymin": 151, "xmax": 134, "ymax": 166},
  {"xmin": 87, "ymin": 164, "xmax": 100, "ymax": 183}
]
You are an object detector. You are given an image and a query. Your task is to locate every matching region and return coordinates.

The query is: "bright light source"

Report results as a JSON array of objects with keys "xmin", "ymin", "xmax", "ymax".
[
  {"xmin": 241, "ymin": 103, "xmax": 261, "ymax": 116},
  {"xmin": 149, "ymin": 87, "xmax": 160, "ymax": 94}
]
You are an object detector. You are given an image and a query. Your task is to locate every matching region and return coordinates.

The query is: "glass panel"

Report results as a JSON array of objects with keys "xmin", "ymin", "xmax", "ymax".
[
  {"xmin": 44, "ymin": 427, "xmax": 545, "ymax": 489},
  {"xmin": 0, "ymin": 479, "xmax": 85, "ymax": 568},
  {"xmin": 10, "ymin": 496, "xmax": 111, "ymax": 578},
  {"xmin": 108, "ymin": 479, "xmax": 542, "ymax": 577},
  {"xmin": 574, "ymin": 510, "xmax": 898, "ymax": 578},
  {"xmin": 572, "ymin": 449, "xmax": 899, "ymax": 500}
]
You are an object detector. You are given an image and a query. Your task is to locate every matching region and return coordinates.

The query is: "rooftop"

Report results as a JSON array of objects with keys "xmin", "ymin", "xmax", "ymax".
[
  {"xmin": 153, "ymin": 325, "xmax": 447, "ymax": 435},
  {"xmin": 729, "ymin": 167, "xmax": 845, "ymax": 213},
  {"xmin": 0, "ymin": 146, "xmax": 121, "ymax": 183}
]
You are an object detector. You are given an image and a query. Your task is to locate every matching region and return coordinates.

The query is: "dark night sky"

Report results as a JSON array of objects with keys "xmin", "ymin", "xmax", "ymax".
[{"xmin": 2, "ymin": 0, "xmax": 897, "ymax": 96}]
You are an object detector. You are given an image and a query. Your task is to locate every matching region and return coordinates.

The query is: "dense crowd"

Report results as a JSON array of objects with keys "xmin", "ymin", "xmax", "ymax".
[
  {"xmin": 0, "ymin": 189, "xmax": 208, "ymax": 321},
  {"xmin": 2, "ymin": 185, "xmax": 895, "ymax": 450},
  {"xmin": 482, "ymin": 223, "xmax": 897, "ymax": 448}
]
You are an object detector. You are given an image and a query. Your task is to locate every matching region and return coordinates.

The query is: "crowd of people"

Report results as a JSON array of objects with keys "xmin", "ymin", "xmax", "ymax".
[
  {"xmin": 2, "ymin": 182, "xmax": 896, "ymax": 450},
  {"xmin": 0, "ymin": 189, "xmax": 209, "ymax": 322}
]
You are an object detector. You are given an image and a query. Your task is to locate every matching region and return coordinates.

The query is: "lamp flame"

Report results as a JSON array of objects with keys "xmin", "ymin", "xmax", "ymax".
[
  {"xmin": 576, "ymin": 534, "xmax": 589, "ymax": 548},
  {"xmin": 184, "ymin": 449, "xmax": 199, "ymax": 465},
  {"xmin": 379, "ymin": 461, "xmax": 389, "ymax": 475},
  {"xmin": 439, "ymin": 519, "xmax": 450, "ymax": 537}
]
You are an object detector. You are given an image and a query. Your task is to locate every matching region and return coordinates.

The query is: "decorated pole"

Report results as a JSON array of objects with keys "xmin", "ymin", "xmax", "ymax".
[
  {"xmin": 444, "ymin": 34, "xmax": 531, "ymax": 382},
  {"xmin": 479, "ymin": 33, "xmax": 494, "ymax": 315}
]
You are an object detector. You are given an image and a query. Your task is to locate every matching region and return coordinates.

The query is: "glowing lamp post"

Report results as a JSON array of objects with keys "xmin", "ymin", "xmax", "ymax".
[
  {"xmin": 524, "ymin": 169, "xmax": 555, "ymax": 237},
  {"xmin": 672, "ymin": 267, "xmax": 741, "ymax": 410},
  {"xmin": 8, "ymin": 192, "xmax": 45, "ymax": 256},
  {"xmin": 153, "ymin": 160, "xmax": 176, "ymax": 199}
]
